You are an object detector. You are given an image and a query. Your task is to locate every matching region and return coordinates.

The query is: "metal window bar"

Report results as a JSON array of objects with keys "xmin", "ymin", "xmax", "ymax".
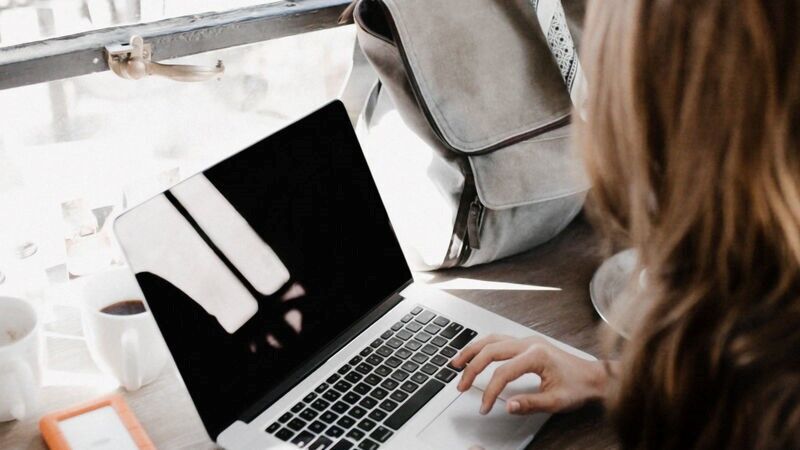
[{"xmin": 0, "ymin": 0, "xmax": 351, "ymax": 91}]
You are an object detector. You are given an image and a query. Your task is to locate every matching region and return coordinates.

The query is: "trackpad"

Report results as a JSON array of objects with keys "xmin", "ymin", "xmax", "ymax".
[{"xmin": 418, "ymin": 387, "xmax": 549, "ymax": 450}]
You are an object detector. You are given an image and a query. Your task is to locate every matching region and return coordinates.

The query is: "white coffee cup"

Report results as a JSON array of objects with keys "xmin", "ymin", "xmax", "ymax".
[
  {"xmin": 0, "ymin": 296, "xmax": 42, "ymax": 422},
  {"xmin": 82, "ymin": 268, "xmax": 168, "ymax": 391}
]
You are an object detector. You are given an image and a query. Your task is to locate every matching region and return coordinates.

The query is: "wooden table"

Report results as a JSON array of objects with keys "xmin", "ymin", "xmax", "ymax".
[{"xmin": 0, "ymin": 217, "xmax": 617, "ymax": 450}]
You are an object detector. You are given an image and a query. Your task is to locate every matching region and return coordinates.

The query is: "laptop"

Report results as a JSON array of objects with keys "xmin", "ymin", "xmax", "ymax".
[{"xmin": 114, "ymin": 101, "xmax": 593, "ymax": 450}]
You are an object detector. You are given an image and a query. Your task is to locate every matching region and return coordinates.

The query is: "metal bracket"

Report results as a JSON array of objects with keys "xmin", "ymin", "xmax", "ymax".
[{"xmin": 105, "ymin": 35, "xmax": 224, "ymax": 82}]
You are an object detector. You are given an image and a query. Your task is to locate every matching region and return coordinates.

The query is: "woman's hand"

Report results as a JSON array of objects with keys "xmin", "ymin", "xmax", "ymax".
[{"xmin": 450, "ymin": 334, "xmax": 609, "ymax": 415}]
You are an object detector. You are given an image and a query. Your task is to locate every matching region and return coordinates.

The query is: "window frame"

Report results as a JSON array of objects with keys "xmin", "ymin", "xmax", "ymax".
[{"xmin": 0, "ymin": 0, "xmax": 352, "ymax": 90}]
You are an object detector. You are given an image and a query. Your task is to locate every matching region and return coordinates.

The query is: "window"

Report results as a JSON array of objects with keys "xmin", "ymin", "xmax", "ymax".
[{"xmin": 0, "ymin": 0, "xmax": 366, "ymax": 292}]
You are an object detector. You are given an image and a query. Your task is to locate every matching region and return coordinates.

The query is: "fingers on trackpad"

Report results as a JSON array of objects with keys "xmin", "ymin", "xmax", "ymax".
[
  {"xmin": 418, "ymin": 387, "xmax": 549, "ymax": 450},
  {"xmin": 471, "ymin": 362, "xmax": 542, "ymax": 401}
]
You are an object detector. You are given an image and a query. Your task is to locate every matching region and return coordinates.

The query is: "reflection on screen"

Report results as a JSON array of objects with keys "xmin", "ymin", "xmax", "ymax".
[{"xmin": 119, "ymin": 103, "xmax": 411, "ymax": 438}]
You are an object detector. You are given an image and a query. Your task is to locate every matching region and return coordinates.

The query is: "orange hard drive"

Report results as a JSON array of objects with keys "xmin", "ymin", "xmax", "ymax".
[{"xmin": 39, "ymin": 394, "xmax": 155, "ymax": 450}]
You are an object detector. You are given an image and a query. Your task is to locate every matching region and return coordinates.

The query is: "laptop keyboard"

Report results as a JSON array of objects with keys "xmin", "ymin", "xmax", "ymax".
[{"xmin": 264, "ymin": 306, "xmax": 477, "ymax": 450}]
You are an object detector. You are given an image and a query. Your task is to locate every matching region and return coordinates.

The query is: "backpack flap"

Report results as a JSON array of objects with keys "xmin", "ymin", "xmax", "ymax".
[{"xmin": 468, "ymin": 128, "xmax": 589, "ymax": 210}]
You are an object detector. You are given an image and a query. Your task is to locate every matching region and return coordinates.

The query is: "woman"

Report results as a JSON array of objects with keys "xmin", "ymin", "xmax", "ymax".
[{"xmin": 452, "ymin": 0, "xmax": 800, "ymax": 448}]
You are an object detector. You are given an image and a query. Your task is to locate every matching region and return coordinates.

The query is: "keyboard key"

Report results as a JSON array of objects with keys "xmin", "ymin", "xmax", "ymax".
[
  {"xmin": 391, "ymin": 322, "xmax": 404, "ymax": 331},
  {"xmin": 435, "ymin": 367, "xmax": 458, "ymax": 383},
  {"xmin": 266, "ymin": 422, "xmax": 280, "ymax": 433},
  {"xmin": 424, "ymin": 324, "xmax": 441, "ymax": 335},
  {"xmin": 276, "ymin": 428, "xmax": 295, "ymax": 441},
  {"xmin": 316, "ymin": 383, "xmax": 330, "ymax": 393},
  {"xmin": 359, "ymin": 439, "xmax": 380, "ymax": 450},
  {"xmin": 331, "ymin": 440, "xmax": 355, "ymax": 450},
  {"xmin": 354, "ymin": 382, "xmax": 372, "ymax": 395},
  {"xmin": 391, "ymin": 370, "xmax": 410, "ymax": 382},
  {"xmin": 411, "ymin": 306, "xmax": 423, "ymax": 315},
  {"xmin": 326, "ymin": 425, "xmax": 345, "ymax": 438},
  {"xmin": 291, "ymin": 402, "xmax": 305, "ymax": 413},
  {"xmin": 439, "ymin": 323, "xmax": 464, "ymax": 339},
  {"xmin": 321, "ymin": 411, "xmax": 339, "ymax": 424},
  {"xmin": 357, "ymin": 418, "xmax": 377, "ymax": 432},
  {"xmin": 384, "ymin": 356, "xmax": 401, "ymax": 368},
  {"xmin": 384, "ymin": 380, "xmax": 446, "ymax": 430},
  {"xmin": 421, "ymin": 363, "xmax": 439, "ymax": 375},
  {"xmin": 278, "ymin": 412, "xmax": 292, "ymax": 423},
  {"xmin": 368, "ymin": 408, "xmax": 387, "ymax": 421},
  {"xmin": 415, "ymin": 332, "xmax": 432, "ymax": 343},
  {"xmin": 440, "ymin": 347, "xmax": 457, "ymax": 358},
  {"xmin": 369, "ymin": 387, "xmax": 389, "ymax": 400},
  {"xmin": 401, "ymin": 361, "xmax": 419, "ymax": 373},
  {"xmin": 401, "ymin": 314, "xmax": 413, "ymax": 323},
  {"xmin": 380, "ymin": 379, "xmax": 399, "ymax": 390},
  {"xmin": 292, "ymin": 430, "xmax": 316, "ymax": 447},
  {"xmin": 380, "ymin": 330, "xmax": 394, "ymax": 339},
  {"xmin": 401, "ymin": 380, "xmax": 420, "ymax": 393},
  {"xmin": 449, "ymin": 329, "xmax": 478, "ymax": 349},
  {"xmin": 431, "ymin": 336, "xmax": 448, "ymax": 347},
  {"xmin": 365, "ymin": 374, "xmax": 382, "ymax": 386},
  {"xmin": 349, "ymin": 356, "xmax": 363, "ymax": 366},
  {"xmin": 360, "ymin": 347, "xmax": 373, "ymax": 357},
  {"xmin": 433, "ymin": 316, "xmax": 450, "ymax": 327},
  {"xmin": 370, "ymin": 339, "xmax": 383, "ymax": 348},
  {"xmin": 288, "ymin": 418, "xmax": 307, "ymax": 431},
  {"xmin": 411, "ymin": 372, "xmax": 429, "ymax": 384},
  {"xmin": 349, "ymin": 406, "xmax": 367, "ymax": 419},
  {"xmin": 389, "ymin": 390, "xmax": 408, "ymax": 402},
  {"xmin": 375, "ymin": 346, "xmax": 393, "ymax": 357},
  {"xmin": 332, "ymin": 401, "xmax": 350, "ymax": 414},
  {"xmin": 334, "ymin": 381, "xmax": 353, "ymax": 392},
  {"xmin": 311, "ymin": 399, "xmax": 330, "ymax": 411},
  {"xmin": 448, "ymin": 361, "xmax": 464, "ymax": 373},
  {"xmin": 359, "ymin": 397, "xmax": 378, "ymax": 409},
  {"xmin": 324, "ymin": 390, "xmax": 342, "ymax": 402},
  {"xmin": 355, "ymin": 363, "xmax": 373, "ymax": 375},
  {"xmin": 345, "ymin": 372, "xmax": 363, "ymax": 384},
  {"xmin": 430, "ymin": 355, "xmax": 448, "ymax": 366},
  {"xmin": 374, "ymin": 365, "xmax": 391, "ymax": 377},
  {"xmin": 379, "ymin": 400, "xmax": 399, "ymax": 412},
  {"xmin": 347, "ymin": 428, "xmax": 366, "ymax": 441},
  {"xmin": 343, "ymin": 392, "xmax": 362, "ymax": 404},
  {"xmin": 395, "ymin": 329, "xmax": 413, "ymax": 341},
  {"xmin": 370, "ymin": 426, "xmax": 394, "ymax": 443},
  {"xmin": 309, "ymin": 420, "xmax": 327, "ymax": 433},
  {"xmin": 404, "ymin": 340, "xmax": 421, "ymax": 351},
  {"xmin": 366, "ymin": 355, "xmax": 384, "ymax": 366},
  {"xmin": 405, "ymin": 322, "xmax": 422, "ymax": 333},
  {"xmin": 386, "ymin": 338, "xmax": 403, "ymax": 349},
  {"xmin": 415, "ymin": 311, "xmax": 436, "ymax": 324},
  {"xmin": 420, "ymin": 344, "xmax": 438, "ymax": 356},
  {"xmin": 411, "ymin": 353, "xmax": 429, "ymax": 364},
  {"xmin": 300, "ymin": 408, "xmax": 318, "ymax": 421},
  {"xmin": 310, "ymin": 436, "xmax": 334, "ymax": 450},
  {"xmin": 338, "ymin": 365, "xmax": 352, "ymax": 375},
  {"xmin": 395, "ymin": 348, "xmax": 412, "ymax": 359},
  {"xmin": 337, "ymin": 415, "xmax": 356, "ymax": 429}
]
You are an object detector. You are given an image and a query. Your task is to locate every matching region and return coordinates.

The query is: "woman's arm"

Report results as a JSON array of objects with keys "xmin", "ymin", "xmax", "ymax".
[{"xmin": 450, "ymin": 335, "xmax": 613, "ymax": 415}]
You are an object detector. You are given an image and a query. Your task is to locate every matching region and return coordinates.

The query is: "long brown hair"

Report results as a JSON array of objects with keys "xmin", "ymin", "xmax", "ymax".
[{"xmin": 579, "ymin": 0, "xmax": 800, "ymax": 448}]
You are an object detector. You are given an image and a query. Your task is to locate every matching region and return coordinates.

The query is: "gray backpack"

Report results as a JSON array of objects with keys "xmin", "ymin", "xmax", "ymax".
[{"xmin": 350, "ymin": 0, "xmax": 588, "ymax": 271}]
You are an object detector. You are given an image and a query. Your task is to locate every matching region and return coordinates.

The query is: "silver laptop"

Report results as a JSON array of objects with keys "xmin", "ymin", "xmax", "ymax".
[{"xmin": 114, "ymin": 101, "xmax": 593, "ymax": 450}]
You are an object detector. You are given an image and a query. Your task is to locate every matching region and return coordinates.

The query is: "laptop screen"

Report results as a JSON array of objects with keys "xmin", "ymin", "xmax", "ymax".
[{"xmin": 114, "ymin": 102, "xmax": 412, "ymax": 438}]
